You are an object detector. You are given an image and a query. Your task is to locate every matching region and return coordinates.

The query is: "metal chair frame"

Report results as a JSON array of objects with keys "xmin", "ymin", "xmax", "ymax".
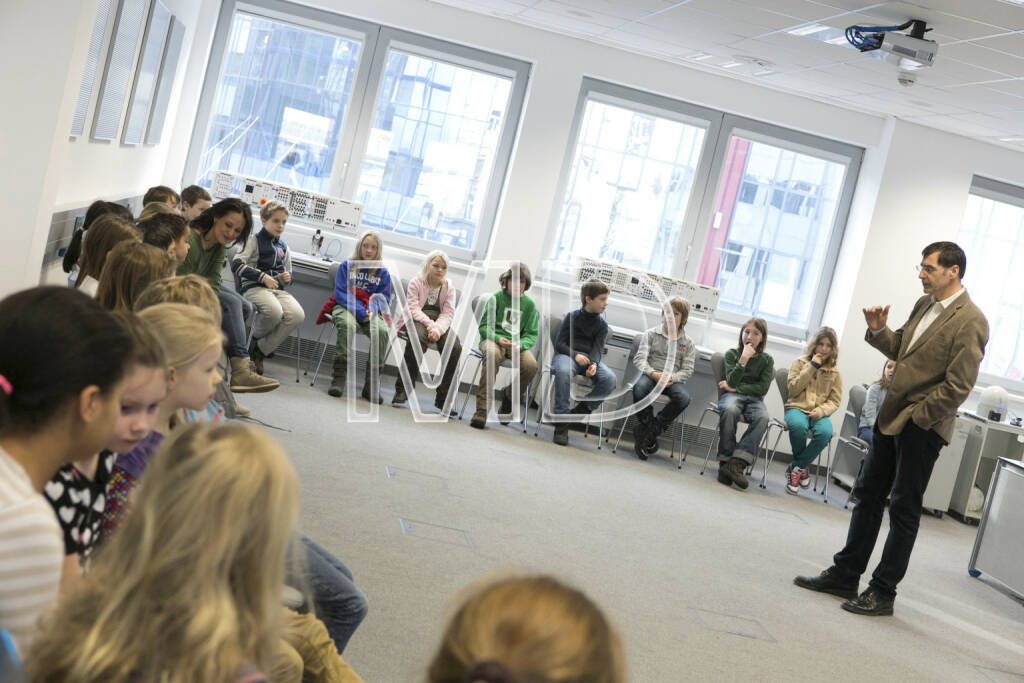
[
  {"xmin": 610, "ymin": 333, "xmax": 686, "ymax": 464},
  {"xmin": 835, "ymin": 383, "xmax": 871, "ymax": 509}
]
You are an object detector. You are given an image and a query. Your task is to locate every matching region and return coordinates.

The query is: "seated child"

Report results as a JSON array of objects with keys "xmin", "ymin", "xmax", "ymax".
[
  {"xmin": 95, "ymin": 241, "xmax": 177, "ymax": 311},
  {"xmin": 550, "ymin": 279, "xmax": 616, "ymax": 446},
  {"xmin": 630, "ymin": 297, "xmax": 696, "ymax": 459},
  {"xmin": 717, "ymin": 318, "xmax": 774, "ymax": 491},
  {"xmin": 73, "ymin": 214, "xmax": 139, "ymax": 295},
  {"xmin": 784, "ymin": 327, "xmax": 842, "ymax": 495},
  {"xmin": 0, "ymin": 287, "xmax": 133, "ymax": 654},
  {"xmin": 232, "ymin": 201, "xmax": 306, "ymax": 375},
  {"xmin": 42, "ymin": 311, "xmax": 167, "ymax": 589},
  {"xmin": 28, "ymin": 424, "xmax": 302, "ymax": 682},
  {"xmin": 470, "ymin": 263, "xmax": 539, "ymax": 430},
  {"xmin": 860, "ymin": 359, "xmax": 895, "ymax": 444},
  {"xmin": 392, "ymin": 250, "xmax": 463, "ymax": 414},
  {"xmin": 138, "ymin": 211, "xmax": 191, "ymax": 264},
  {"xmin": 317, "ymin": 231, "xmax": 392, "ymax": 403},
  {"xmin": 180, "ymin": 184, "xmax": 212, "ymax": 221},
  {"xmin": 427, "ymin": 575, "xmax": 624, "ymax": 683}
]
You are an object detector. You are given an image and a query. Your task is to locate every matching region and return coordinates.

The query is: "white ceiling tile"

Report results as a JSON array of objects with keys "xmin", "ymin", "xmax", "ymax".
[
  {"xmin": 730, "ymin": 0, "xmax": 848, "ymax": 22},
  {"xmin": 909, "ymin": 0, "xmax": 1024, "ymax": 32},
  {"xmin": 941, "ymin": 42, "xmax": 1024, "ymax": 76},
  {"xmin": 516, "ymin": 7, "xmax": 620, "ymax": 35},
  {"xmin": 683, "ymin": 0, "xmax": 806, "ymax": 32},
  {"xmin": 988, "ymin": 77, "xmax": 1024, "ymax": 97},
  {"xmin": 599, "ymin": 28, "xmax": 695, "ymax": 56},
  {"xmin": 542, "ymin": 0, "xmax": 682, "ymax": 21},
  {"xmin": 975, "ymin": 32, "xmax": 1024, "ymax": 58},
  {"xmin": 729, "ymin": 37, "xmax": 823, "ymax": 69},
  {"xmin": 649, "ymin": 5, "xmax": 777, "ymax": 40},
  {"xmin": 810, "ymin": 0, "xmax": 888, "ymax": 11},
  {"xmin": 609, "ymin": 21, "xmax": 721, "ymax": 51},
  {"xmin": 944, "ymin": 84, "xmax": 1024, "ymax": 112},
  {"xmin": 914, "ymin": 59, "xmax": 1013, "ymax": 86},
  {"xmin": 524, "ymin": 2, "xmax": 627, "ymax": 30},
  {"xmin": 855, "ymin": 2, "xmax": 1008, "ymax": 41},
  {"xmin": 429, "ymin": 0, "xmax": 533, "ymax": 16},
  {"xmin": 762, "ymin": 31, "xmax": 858, "ymax": 63}
]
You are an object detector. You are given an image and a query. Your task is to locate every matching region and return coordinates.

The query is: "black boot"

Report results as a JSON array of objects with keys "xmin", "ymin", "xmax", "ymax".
[
  {"xmin": 361, "ymin": 364, "xmax": 383, "ymax": 404},
  {"xmin": 498, "ymin": 388, "xmax": 513, "ymax": 426},
  {"xmin": 392, "ymin": 376, "xmax": 408, "ymax": 405},
  {"xmin": 328, "ymin": 356, "xmax": 346, "ymax": 397}
]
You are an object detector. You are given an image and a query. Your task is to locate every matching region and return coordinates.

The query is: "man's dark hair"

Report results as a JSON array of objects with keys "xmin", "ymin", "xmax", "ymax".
[{"xmin": 922, "ymin": 241, "xmax": 966, "ymax": 280}]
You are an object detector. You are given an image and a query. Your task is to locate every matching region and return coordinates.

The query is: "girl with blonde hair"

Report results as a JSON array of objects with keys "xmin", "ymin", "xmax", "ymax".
[
  {"xmin": 315, "ymin": 231, "xmax": 392, "ymax": 401},
  {"xmin": 392, "ymin": 249, "xmax": 462, "ymax": 413},
  {"xmin": 100, "ymin": 303, "xmax": 223, "ymax": 536},
  {"xmin": 783, "ymin": 326, "xmax": 842, "ymax": 495},
  {"xmin": 428, "ymin": 575, "xmax": 625, "ymax": 683},
  {"xmin": 95, "ymin": 241, "xmax": 177, "ymax": 311},
  {"xmin": 27, "ymin": 423, "xmax": 300, "ymax": 682}
]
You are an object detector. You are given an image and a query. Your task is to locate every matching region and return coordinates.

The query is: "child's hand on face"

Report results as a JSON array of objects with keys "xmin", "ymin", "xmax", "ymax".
[
  {"xmin": 811, "ymin": 352, "xmax": 826, "ymax": 366},
  {"xmin": 740, "ymin": 343, "xmax": 756, "ymax": 364}
]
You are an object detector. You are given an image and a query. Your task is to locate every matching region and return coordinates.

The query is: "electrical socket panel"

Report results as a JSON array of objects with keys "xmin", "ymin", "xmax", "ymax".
[{"xmin": 209, "ymin": 170, "xmax": 363, "ymax": 232}]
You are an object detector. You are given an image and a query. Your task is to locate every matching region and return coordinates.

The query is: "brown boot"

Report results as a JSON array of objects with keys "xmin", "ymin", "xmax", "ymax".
[
  {"xmin": 230, "ymin": 356, "xmax": 279, "ymax": 393},
  {"xmin": 717, "ymin": 457, "xmax": 749, "ymax": 490},
  {"xmin": 470, "ymin": 408, "xmax": 487, "ymax": 429}
]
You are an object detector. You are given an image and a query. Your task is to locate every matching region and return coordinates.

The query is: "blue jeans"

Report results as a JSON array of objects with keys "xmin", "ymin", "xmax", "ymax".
[
  {"xmin": 290, "ymin": 535, "xmax": 369, "ymax": 655},
  {"xmin": 218, "ymin": 283, "xmax": 254, "ymax": 359},
  {"xmin": 784, "ymin": 408, "xmax": 833, "ymax": 468},
  {"xmin": 717, "ymin": 393, "xmax": 769, "ymax": 466},
  {"xmin": 552, "ymin": 353, "xmax": 616, "ymax": 413},
  {"xmin": 631, "ymin": 374, "xmax": 690, "ymax": 427}
]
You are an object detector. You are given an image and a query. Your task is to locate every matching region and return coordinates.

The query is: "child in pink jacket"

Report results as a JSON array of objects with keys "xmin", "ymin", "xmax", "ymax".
[{"xmin": 392, "ymin": 250, "xmax": 463, "ymax": 414}]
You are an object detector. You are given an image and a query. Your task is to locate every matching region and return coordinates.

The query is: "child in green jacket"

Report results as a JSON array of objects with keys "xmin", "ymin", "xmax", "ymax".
[
  {"xmin": 471, "ymin": 263, "xmax": 539, "ymax": 429},
  {"xmin": 717, "ymin": 317, "xmax": 774, "ymax": 490}
]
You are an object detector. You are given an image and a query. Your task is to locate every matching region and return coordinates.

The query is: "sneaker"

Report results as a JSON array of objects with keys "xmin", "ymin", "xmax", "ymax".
[
  {"xmin": 786, "ymin": 465, "xmax": 801, "ymax": 495},
  {"xmin": 392, "ymin": 385, "xmax": 408, "ymax": 406},
  {"xmin": 800, "ymin": 467, "xmax": 811, "ymax": 489}
]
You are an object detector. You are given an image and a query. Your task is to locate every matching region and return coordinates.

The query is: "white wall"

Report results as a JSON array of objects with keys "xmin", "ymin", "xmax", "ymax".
[{"xmin": 55, "ymin": 0, "xmax": 214, "ymax": 211}]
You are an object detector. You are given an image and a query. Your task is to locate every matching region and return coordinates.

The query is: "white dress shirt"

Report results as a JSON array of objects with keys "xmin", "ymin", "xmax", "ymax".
[{"xmin": 906, "ymin": 287, "xmax": 965, "ymax": 349}]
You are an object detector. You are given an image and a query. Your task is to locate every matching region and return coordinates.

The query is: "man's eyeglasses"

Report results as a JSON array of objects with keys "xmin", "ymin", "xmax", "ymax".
[{"xmin": 915, "ymin": 264, "xmax": 945, "ymax": 274}]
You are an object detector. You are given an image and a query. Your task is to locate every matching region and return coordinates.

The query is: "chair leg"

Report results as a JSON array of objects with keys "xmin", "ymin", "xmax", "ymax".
[
  {"xmin": 844, "ymin": 456, "xmax": 865, "ymax": 510},
  {"xmin": 597, "ymin": 411, "xmax": 603, "ymax": 450},
  {"xmin": 760, "ymin": 427, "xmax": 786, "ymax": 489},
  {"xmin": 521, "ymin": 384, "xmax": 531, "ymax": 434},
  {"xmin": 304, "ymin": 324, "xmax": 329, "ymax": 378},
  {"xmin": 612, "ymin": 415, "xmax": 629, "ymax": 453},
  {"xmin": 310, "ymin": 342, "xmax": 330, "ymax": 386},
  {"xmin": 692, "ymin": 407, "xmax": 715, "ymax": 472},
  {"xmin": 294, "ymin": 336, "xmax": 301, "ymax": 383},
  {"xmin": 821, "ymin": 440, "xmax": 835, "ymax": 503},
  {"xmin": 457, "ymin": 357, "xmax": 483, "ymax": 420}
]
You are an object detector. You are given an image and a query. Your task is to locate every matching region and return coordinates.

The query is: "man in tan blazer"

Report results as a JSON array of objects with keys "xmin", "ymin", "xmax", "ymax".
[{"xmin": 795, "ymin": 241, "xmax": 988, "ymax": 616}]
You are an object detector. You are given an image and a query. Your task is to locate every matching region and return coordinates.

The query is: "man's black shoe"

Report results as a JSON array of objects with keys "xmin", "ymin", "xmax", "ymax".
[
  {"xmin": 841, "ymin": 587, "xmax": 894, "ymax": 616},
  {"xmin": 793, "ymin": 567, "xmax": 859, "ymax": 600}
]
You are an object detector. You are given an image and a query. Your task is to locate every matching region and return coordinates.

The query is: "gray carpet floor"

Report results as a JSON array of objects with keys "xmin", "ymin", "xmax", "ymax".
[{"xmin": 242, "ymin": 359, "xmax": 1024, "ymax": 682}]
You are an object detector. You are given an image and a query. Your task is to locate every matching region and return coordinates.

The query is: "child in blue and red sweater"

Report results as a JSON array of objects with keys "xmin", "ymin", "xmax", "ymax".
[{"xmin": 316, "ymin": 231, "xmax": 392, "ymax": 403}]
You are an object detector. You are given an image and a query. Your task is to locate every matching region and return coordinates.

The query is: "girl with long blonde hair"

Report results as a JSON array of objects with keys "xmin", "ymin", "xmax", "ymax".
[
  {"xmin": 783, "ymin": 326, "xmax": 843, "ymax": 495},
  {"xmin": 95, "ymin": 241, "xmax": 177, "ymax": 311},
  {"xmin": 27, "ymin": 423, "xmax": 300, "ymax": 682}
]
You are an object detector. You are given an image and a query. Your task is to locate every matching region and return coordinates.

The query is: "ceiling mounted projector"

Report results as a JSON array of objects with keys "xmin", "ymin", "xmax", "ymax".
[{"xmin": 846, "ymin": 19, "xmax": 938, "ymax": 87}]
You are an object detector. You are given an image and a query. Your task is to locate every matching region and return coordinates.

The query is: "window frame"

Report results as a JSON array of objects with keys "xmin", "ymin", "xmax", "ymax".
[
  {"xmin": 543, "ymin": 78, "xmax": 863, "ymax": 341},
  {"xmin": 961, "ymin": 175, "xmax": 1024, "ymax": 394},
  {"xmin": 183, "ymin": 0, "xmax": 529, "ymax": 262}
]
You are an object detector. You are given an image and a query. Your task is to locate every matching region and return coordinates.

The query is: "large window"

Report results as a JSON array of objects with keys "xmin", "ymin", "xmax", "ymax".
[
  {"xmin": 185, "ymin": 0, "xmax": 528, "ymax": 259},
  {"xmin": 960, "ymin": 177, "xmax": 1024, "ymax": 387},
  {"xmin": 548, "ymin": 79, "xmax": 861, "ymax": 338}
]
